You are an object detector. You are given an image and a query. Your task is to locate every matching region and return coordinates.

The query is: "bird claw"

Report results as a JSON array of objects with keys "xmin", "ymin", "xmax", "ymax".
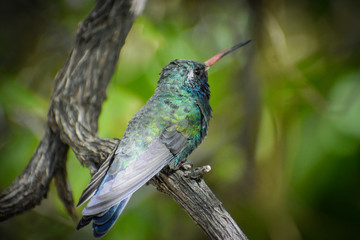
[
  {"xmin": 181, "ymin": 162, "xmax": 193, "ymax": 170},
  {"xmin": 185, "ymin": 165, "xmax": 211, "ymax": 180}
]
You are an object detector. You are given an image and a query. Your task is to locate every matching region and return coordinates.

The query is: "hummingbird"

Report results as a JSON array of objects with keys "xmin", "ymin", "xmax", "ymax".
[{"xmin": 76, "ymin": 40, "xmax": 251, "ymax": 238}]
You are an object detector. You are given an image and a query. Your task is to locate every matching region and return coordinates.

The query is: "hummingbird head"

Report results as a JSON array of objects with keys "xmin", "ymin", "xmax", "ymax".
[
  {"xmin": 157, "ymin": 40, "xmax": 251, "ymax": 100},
  {"xmin": 158, "ymin": 59, "xmax": 210, "ymax": 100}
]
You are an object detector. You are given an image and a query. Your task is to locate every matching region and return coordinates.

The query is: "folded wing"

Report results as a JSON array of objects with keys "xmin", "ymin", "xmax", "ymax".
[{"xmin": 80, "ymin": 126, "xmax": 188, "ymax": 216}]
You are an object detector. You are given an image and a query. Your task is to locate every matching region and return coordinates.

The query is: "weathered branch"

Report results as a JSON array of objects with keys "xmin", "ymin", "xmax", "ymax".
[
  {"xmin": 48, "ymin": 0, "xmax": 133, "ymax": 173},
  {"xmin": 150, "ymin": 166, "xmax": 249, "ymax": 240},
  {"xmin": 0, "ymin": 0, "xmax": 248, "ymax": 239},
  {"xmin": 0, "ymin": 0, "xmax": 133, "ymax": 221},
  {"xmin": 0, "ymin": 126, "xmax": 68, "ymax": 220}
]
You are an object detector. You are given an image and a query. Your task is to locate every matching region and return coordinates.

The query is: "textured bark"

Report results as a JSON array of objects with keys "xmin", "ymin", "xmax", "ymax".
[
  {"xmin": 0, "ymin": 0, "xmax": 133, "ymax": 221},
  {"xmin": 0, "ymin": 0, "xmax": 248, "ymax": 239},
  {"xmin": 48, "ymin": 0, "xmax": 131, "ymax": 174},
  {"xmin": 0, "ymin": 126, "xmax": 68, "ymax": 220},
  {"xmin": 150, "ymin": 166, "xmax": 249, "ymax": 240}
]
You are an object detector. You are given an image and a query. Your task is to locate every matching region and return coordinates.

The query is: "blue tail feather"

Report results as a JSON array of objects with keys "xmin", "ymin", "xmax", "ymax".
[
  {"xmin": 93, "ymin": 198, "xmax": 129, "ymax": 238},
  {"xmin": 76, "ymin": 197, "xmax": 130, "ymax": 238}
]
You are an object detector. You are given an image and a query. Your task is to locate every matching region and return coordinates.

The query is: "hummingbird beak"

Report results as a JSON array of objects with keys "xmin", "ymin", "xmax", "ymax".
[{"xmin": 204, "ymin": 39, "xmax": 251, "ymax": 71}]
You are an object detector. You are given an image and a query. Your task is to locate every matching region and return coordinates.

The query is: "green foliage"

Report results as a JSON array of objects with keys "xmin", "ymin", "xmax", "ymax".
[{"xmin": 1, "ymin": 0, "xmax": 359, "ymax": 240}]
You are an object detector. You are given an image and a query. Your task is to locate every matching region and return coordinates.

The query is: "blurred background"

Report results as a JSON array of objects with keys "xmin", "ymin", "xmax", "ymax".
[{"xmin": 1, "ymin": 0, "xmax": 359, "ymax": 239}]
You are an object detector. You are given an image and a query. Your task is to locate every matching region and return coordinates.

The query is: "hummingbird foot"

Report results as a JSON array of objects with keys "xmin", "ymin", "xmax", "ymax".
[
  {"xmin": 185, "ymin": 165, "xmax": 211, "ymax": 180},
  {"xmin": 181, "ymin": 161, "xmax": 193, "ymax": 170}
]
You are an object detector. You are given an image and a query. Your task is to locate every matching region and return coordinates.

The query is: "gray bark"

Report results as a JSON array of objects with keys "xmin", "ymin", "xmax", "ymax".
[
  {"xmin": 0, "ymin": 0, "xmax": 248, "ymax": 239},
  {"xmin": 150, "ymin": 166, "xmax": 249, "ymax": 240}
]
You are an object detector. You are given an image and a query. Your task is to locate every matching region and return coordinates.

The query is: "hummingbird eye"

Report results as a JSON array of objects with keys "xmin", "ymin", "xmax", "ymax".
[{"xmin": 194, "ymin": 68, "xmax": 201, "ymax": 76}]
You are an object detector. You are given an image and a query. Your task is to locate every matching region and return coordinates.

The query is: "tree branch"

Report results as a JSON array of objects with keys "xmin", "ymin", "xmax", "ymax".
[
  {"xmin": 0, "ymin": 126, "xmax": 68, "ymax": 220},
  {"xmin": 150, "ymin": 166, "xmax": 249, "ymax": 240},
  {"xmin": 48, "ymin": 0, "xmax": 133, "ymax": 173},
  {"xmin": 0, "ymin": 0, "xmax": 248, "ymax": 239},
  {"xmin": 0, "ymin": 0, "xmax": 133, "ymax": 221}
]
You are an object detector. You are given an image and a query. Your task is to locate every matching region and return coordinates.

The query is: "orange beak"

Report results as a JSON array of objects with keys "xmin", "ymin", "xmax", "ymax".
[{"xmin": 204, "ymin": 40, "xmax": 251, "ymax": 71}]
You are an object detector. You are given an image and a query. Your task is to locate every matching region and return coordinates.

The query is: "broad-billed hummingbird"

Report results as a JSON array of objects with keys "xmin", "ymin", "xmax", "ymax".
[{"xmin": 77, "ymin": 40, "xmax": 251, "ymax": 238}]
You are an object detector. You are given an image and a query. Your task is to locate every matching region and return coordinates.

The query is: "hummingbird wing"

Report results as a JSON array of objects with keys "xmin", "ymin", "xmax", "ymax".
[
  {"xmin": 81, "ymin": 126, "xmax": 188, "ymax": 216},
  {"xmin": 77, "ymin": 145, "xmax": 117, "ymax": 207}
]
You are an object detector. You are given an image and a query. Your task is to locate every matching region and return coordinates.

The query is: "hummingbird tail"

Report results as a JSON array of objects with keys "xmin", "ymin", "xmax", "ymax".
[{"xmin": 77, "ymin": 197, "xmax": 131, "ymax": 238}]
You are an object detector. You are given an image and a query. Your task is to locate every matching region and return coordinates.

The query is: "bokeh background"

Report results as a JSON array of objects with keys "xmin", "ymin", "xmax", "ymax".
[{"xmin": 1, "ymin": 0, "xmax": 360, "ymax": 239}]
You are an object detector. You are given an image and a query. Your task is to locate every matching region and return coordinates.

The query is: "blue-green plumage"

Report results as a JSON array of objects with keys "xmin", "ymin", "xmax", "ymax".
[
  {"xmin": 77, "ymin": 60, "xmax": 211, "ymax": 237},
  {"xmin": 76, "ymin": 40, "xmax": 250, "ymax": 238}
]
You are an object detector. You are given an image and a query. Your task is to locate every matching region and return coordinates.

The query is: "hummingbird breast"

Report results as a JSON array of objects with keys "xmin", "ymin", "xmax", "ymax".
[{"xmin": 118, "ymin": 86, "xmax": 211, "ymax": 170}]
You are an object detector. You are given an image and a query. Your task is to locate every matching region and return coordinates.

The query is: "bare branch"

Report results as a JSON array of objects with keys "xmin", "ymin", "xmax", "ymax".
[
  {"xmin": 54, "ymin": 154, "xmax": 78, "ymax": 222},
  {"xmin": 48, "ymin": 0, "xmax": 134, "ymax": 174},
  {"xmin": 0, "ymin": 127, "xmax": 68, "ymax": 221},
  {"xmin": 150, "ymin": 166, "xmax": 248, "ymax": 240},
  {"xmin": 0, "ymin": 0, "xmax": 134, "ymax": 220}
]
